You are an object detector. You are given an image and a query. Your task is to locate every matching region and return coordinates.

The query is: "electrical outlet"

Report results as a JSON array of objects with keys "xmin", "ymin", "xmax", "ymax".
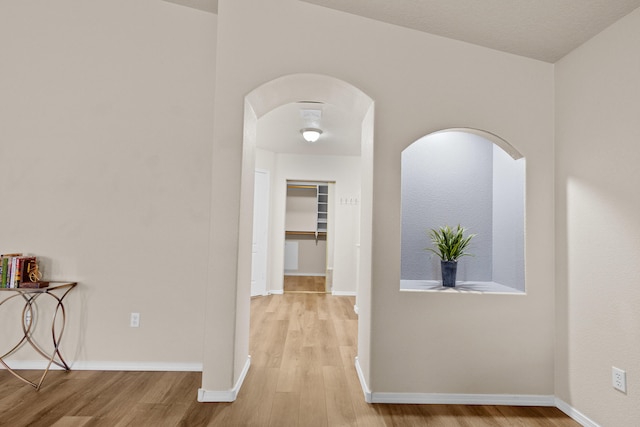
[
  {"xmin": 130, "ymin": 312, "xmax": 140, "ymax": 328},
  {"xmin": 24, "ymin": 310, "xmax": 32, "ymax": 327},
  {"xmin": 612, "ymin": 367, "xmax": 627, "ymax": 393}
]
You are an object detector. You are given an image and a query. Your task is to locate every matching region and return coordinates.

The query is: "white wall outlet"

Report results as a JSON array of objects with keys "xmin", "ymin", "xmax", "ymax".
[
  {"xmin": 612, "ymin": 367, "xmax": 627, "ymax": 393},
  {"xmin": 24, "ymin": 310, "xmax": 32, "ymax": 327},
  {"xmin": 130, "ymin": 312, "xmax": 140, "ymax": 328}
]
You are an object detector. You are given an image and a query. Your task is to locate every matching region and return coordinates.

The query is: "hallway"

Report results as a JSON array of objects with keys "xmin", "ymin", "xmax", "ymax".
[{"xmin": 246, "ymin": 293, "xmax": 358, "ymax": 425}]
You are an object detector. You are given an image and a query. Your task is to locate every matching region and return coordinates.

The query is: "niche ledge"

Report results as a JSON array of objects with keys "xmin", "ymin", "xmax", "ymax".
[{"xmin": 400, "ymin": 280, "xmax": 524, "ymax": 295}]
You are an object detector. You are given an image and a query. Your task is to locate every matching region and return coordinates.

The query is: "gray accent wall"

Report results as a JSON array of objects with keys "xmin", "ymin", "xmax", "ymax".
[{"xmin": 492, "ymin": 145, "xmax": 526, "ymax": 291}]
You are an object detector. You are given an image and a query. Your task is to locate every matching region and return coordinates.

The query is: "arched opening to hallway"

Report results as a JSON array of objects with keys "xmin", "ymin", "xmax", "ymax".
[{"xmin": 237, "ymin": 74, "xmax": 375, "ymax": 404}]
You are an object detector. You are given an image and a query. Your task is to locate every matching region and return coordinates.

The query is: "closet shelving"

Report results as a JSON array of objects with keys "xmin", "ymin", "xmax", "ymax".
[
  {"xmin": 285, "ymin": 182, "xmax": 329, "ymax": 242},
  {"xmin": 316, "ymin": 184, "xmax": 328, "ymax": 234}
]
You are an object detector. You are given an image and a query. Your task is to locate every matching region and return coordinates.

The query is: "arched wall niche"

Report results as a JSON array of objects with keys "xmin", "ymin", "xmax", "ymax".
[{"xmin": 400, "ymin": 128, "xmax": 526, "ymax": 294}]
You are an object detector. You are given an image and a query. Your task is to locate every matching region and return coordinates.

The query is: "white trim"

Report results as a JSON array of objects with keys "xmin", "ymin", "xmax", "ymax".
[
  {"xmin": 268, "ymin": 289, "xmax": 284, "ymax": 295},
  {"xmin": 400, "ymin": 280, "xmax": 524, "ymax": 295},
  {"xmin": 332, "ymin": 290, "xmax": 356, "ymax": 296},
  {"xmin": 435, "ymin": 127, "xmax": 523, "ymax": 160},
  {"xmin": 354, "ymin": 356, "xmax": 372, "ymax": 403},
  {"xmin": 284, "ymin": 272, "xmax": 326, "ymax": 277},
  {"xmin": 555, "ymin": 398, "xmax": 601, "ymax": 427},
  {"xmin": 198, "ymin": 356, "xmax": 251, "ymax": 402},
  {"xmin": 369, "ymin": 392, "xmax": 555, "ymax": 406},
  {"xmin": 4, "ymin": 361, "xmax": 203, "ymax": 372},
  {"xmin": 353, "ymin": 304, "xmax": 359, "ymax": 315},
  {"xmin": 3, "ymin": 358, "xmax": 603, "ymax": 427}
]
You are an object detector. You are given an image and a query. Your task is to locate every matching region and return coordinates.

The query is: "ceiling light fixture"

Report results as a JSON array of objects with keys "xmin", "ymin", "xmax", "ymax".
[{"xmin": 301, "ymin": 128, "xmax": 322, "ymax": 143}]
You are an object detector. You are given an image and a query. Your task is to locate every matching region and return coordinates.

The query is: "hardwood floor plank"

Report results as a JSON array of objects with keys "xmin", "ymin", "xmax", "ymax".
[
  {"xmin": 386, "ymin": 404, "xmax": 439, "ymax": 427},
  {"xmin": 0, "ymin": 371, "xmax": 107, "ymax": 427},
  {"xmin": 496, "ymin": 405, "xmax": 580, "ymax": 427},
  {"xmin": 284, "ymin": 275, "xmax": 326, "ymax": 293},
  {"xmin": 138, "ymin": 371, "xmax": 198, "ymax": 405},
  {"xmin": 276, "ymin": 294, "xmax": 297, "ymax": 320},
  {"xmin": 276, "ymin": 367, "xmax": 303, "ymax": 394},
  {"xmin": 298, "ymin": 364, "xmax": 329, "ymax": 427},
  {"xmin": 252, "ymin": 319, "xmax": 289, "ymax": 368},
  {"xmin": 265, "ymin": 292, "xmax": 281, "ymax": 312},
  {"xmin": 333, "ymin": 319, "xmax": 358, "ymax": 347},
  {"xmin": 269, "ymin": 391, "xmax": 301, "ymax": 427},
  {"xmin": 49, "ymin": 416, "xmax": 93, "ymax": 427},
  {"xmin": 176, "ymin": 400, "xmax": 232, "ymax": 427},
  {"xmin": 316, "ymin": 293, "xmax": 330, "ymax": 320},
  {"xmin": 224, "ymin": 366, "xmax": 279, "ymax": 426},
  {"xmin": 287, "ymin": 296, "xmax": 305, "ymax": 332},
  {"xmin": 401, "ymin": 404, "xmax": 465, "ymax": 427},
  {"xmin": 323, "ymin": 365, "xmax": 358, "ymax": 426},
  {"xmin": 112, "ymin": 402, "xmax": 190, "ymax": 427}
]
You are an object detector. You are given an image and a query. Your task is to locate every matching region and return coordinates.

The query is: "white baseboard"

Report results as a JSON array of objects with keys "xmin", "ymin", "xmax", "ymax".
[
  {"xmin": 555, "ymin": 398, "xmax": 601, "ymax": 427},
  {"xmin": 268, "ymin": 289, "xmax": 284, "ymax": 295},
  {"xmin": 6, "ymin": 356, "xmax": 598, "ymax": 427},
  {"xmin": 198, "ymin": 356, "xmax": 251, "ymax": 403},
  {"xmin": 355, "ymin": 355, "xmax": 554, "ymax": 407},
  {"xmin": 332, "ymin": 290, "xmax": 356, "ymax": 296},
  {"xmin": 369, "ymin": 392, "xmax": 555, "ymax": 406},
  {"xmin": 284, "ymin": 273, "xmax": 326, "ymax": 277},
  {"xmin": 3, "ymin": 361, "xmax": 203, "ymax": 372},
  {"xmin": 354, "ymin": 356, "xmax": 373, "ymax": 403}
]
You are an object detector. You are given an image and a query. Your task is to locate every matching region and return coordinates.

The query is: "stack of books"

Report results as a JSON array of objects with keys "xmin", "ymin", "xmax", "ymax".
[{"xmin": 0, "ymin": 254, "xmax": 47, "ymax": 288}]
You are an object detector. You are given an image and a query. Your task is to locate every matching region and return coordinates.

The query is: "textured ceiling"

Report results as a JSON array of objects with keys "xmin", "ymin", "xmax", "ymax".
[
  {"xmin": 301, "ymin": 0, "xmax": 640, "ymax": 62},
  {"xmin": 162, "ymin": 0, "xmax": 217, "ymax": 14},
  {"xmin": 163, "ymin": 1, "xmax": 640, "ymax": 62}
]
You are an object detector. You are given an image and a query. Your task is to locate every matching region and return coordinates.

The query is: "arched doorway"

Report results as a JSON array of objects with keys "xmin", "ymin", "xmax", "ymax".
[{"xmin": 217, "ymin": 74, "xmax": 374, "ymax": 401}]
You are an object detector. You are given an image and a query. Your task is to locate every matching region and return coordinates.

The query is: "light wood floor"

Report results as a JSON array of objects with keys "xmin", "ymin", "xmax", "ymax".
[
  {"xmin": 283, "ymin": 275, "xmax": 327, "ymax": 293},
  {"xmin": 0, "ymin": 293, "xmax": 579, "ymax": 426}
]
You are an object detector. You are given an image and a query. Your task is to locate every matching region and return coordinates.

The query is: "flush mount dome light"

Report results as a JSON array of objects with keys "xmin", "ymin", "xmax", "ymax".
[{"xmin": 301, "ymin": 128, "xmax": 322, "ymax": 143}]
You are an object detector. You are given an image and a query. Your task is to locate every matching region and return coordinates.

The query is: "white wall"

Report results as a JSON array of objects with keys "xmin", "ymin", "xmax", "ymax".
[
  {"xmin": 555, "ymin": 7, "xmax": 640, "ymax": 426},
  {"xmin": 209, "ymin": 0, "xmax": 554, "ymax": 398},
  {"xmin": 0, "ymin": 0, "xmax": 216, "ymax": 368},
  {"xmin": 284, "ymin": 239, "xmax": 327, "ymax": 276},
  {"xmin": 285, "ymin": 187, "xmax": 317, "ymax": 232}
]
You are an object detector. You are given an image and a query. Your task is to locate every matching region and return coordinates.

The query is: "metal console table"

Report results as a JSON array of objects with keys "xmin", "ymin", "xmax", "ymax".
[{"xmin": 0, "ymin": 281, "xmax": 77, "ymax": 390}]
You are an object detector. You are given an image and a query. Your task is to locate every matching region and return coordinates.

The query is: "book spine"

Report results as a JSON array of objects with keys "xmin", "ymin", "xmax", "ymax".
[
  {"xmin": 20, "ymin": 257, "xmax": 37, "ymax": 285},
  {"xmin": 9, "ymin": 257, "xmax": 17, "ymax": 289},
  {"xmin": 0, "ymin": 258, "xmax": 4, "ymax": 288},
  {"xmin": 14, "ymin": 257, "xmax": 23, "ymax": 288},
  {"xmin": 1, "ymin": 254, "xmax": 23, "ymax": 289}
]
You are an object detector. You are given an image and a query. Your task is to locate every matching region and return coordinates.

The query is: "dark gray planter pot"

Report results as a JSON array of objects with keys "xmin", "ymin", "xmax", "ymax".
[{"xmin": 441, "ymin": 260, "xmax": 458, "ymax": 287}]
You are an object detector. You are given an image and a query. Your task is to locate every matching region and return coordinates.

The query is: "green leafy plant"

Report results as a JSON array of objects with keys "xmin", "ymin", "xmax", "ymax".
[{"xmin": 426, "ymin": 225, "xmax": 475, "ymax": 262}]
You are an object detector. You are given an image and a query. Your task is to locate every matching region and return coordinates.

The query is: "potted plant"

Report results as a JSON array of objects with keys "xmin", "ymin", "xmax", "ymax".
[{"xmin": 426, "ymin": 225, "xmax": 475, "ymax": 287}]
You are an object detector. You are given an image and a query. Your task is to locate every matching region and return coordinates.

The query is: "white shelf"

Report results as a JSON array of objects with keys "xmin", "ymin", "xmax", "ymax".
[
  {"xmin": 317, "ymin": 184, "xmax": 328, "ymax": 234},
  {"xmin": 400, "ymin": 280, "xmax": 524, "ymax": 295}
]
